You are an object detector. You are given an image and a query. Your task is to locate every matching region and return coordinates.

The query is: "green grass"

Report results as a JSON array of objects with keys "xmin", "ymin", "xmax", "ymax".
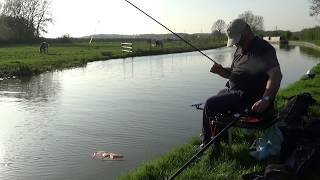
[
  {"xmin": 276, "ymin": 64, "xmax": 320, "ymax": 116},
  {"xmin": 118, "ymin": 131, "xmax": 273, "ymax": 180},
  {"xmin": 304, "ymin": 40, "xmax": 320, "ymax": 47},
  {"xmin": 0, "ymin": 40, "xmax": 225, "ymax": 78},
  {"xmin": 118, "ymin": 52, "xmax": 320, "ymax": 180}
]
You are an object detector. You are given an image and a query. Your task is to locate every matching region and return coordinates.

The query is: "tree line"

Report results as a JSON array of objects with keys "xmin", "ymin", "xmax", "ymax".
[
  {"xmin": 211, "ymin": 6, "xmax": 320, "ymax": 42},
  {"xmin": 0, "ymin": 0, "xmax": 52, "ymax": 43},
  {"xmin": 298, "ymin": 0, "xmax": 320, "ymax": 41},
  {"xmin": 211, "ymin": 11, "xmax": 265, "ymax": 41},
  {"xmin": 0, "ymin": 1, "xmax": 320, "ymax": 44}
]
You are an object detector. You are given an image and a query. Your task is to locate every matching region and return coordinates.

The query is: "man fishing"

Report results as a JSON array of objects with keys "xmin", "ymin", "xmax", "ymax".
[
  {"xmin": 201, "ymin": 18, "xmax": 283, "ymax": 147},
  {"xmin": 124, "ymin": 2, "xmax": 283, "ymax": 177}
]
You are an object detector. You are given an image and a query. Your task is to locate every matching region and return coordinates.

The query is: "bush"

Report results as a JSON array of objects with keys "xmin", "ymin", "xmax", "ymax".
[
  {"xmin": 300, "ymin": 26, "xmax": 320, "ymax": 41},
  {"xmin": 101, "ymin": 51, "xmax": 113, "ymax": 57}
]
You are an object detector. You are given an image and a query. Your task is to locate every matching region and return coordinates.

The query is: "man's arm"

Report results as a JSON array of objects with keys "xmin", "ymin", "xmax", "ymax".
[
  {"xmin": 252, "ymin": 66, "xmax": 282, "ymax": 112},
  {"xmin": 263, "ymin": 66, "xmax": 282, "ymax": 99},
  {"xmin": 210, "ymin": 63, "xmax": 232, "ymax": 79}
]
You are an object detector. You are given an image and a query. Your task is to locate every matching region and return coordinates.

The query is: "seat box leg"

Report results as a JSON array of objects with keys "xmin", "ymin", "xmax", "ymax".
[{"xmin": 228, "ymin": 128, "xmax": 232, "ymax": 144}]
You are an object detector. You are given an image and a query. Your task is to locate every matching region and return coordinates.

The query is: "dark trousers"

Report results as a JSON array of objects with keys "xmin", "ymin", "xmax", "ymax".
[{"xmin": 202, "ymin": 89, "xmax": 247, "ymax": 144}]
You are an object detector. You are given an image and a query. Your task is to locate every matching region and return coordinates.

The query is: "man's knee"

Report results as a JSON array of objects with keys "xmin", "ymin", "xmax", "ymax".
[
  {"xmin": 206, "ymin": 92, "xmax": 244, "ymax": 115},
  {"xmin": 205, "ymin": 93, "xmax": 228, "ymax": 109},
  {"xmin": 205, "ymin": 96, "xmax": 219, "ymax": 110}
]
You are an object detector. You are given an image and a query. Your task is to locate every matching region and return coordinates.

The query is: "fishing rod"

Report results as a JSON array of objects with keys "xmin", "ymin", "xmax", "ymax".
[
  {"xmin": 123, "ymin": 0, "xmax": 217, "ymax": 64},
  {"xmin": 168, "ymin": 117, "xmax": 238, "ymax": 180}
]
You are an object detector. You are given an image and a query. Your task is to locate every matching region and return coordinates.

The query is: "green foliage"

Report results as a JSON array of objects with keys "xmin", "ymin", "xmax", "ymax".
[
  {"xmin": 0, "ymin": 15, "xmax": 36, "ymax": 42},
  {"xmin": 300, "ymin": 26, "xmax": 320, "ymax": 41},
  {"xmin": 0, "ymin": 0, "xmax": 53, "ymax": 40},
  {"xmin": 276, "ymin": 64, "xmax": 320, "ymax": 116},
  {"xmin": 56, "ymin": 34, "xmax": 73, "ymax": 43},
  {"xmin": 262, "ymin": 30, "xmax": 293, "ymax": 40}
]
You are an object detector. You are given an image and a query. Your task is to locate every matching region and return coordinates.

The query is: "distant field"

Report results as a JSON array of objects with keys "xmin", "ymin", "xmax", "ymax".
[{"xmin": 0, "ymin": 40, "xmax": 225, "ymax": 78}]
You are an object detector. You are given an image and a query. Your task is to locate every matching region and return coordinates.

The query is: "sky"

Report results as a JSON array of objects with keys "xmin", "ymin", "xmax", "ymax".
[{"xmin": 44, "ymin": 0, "xmax": 319, "ymax": 38}]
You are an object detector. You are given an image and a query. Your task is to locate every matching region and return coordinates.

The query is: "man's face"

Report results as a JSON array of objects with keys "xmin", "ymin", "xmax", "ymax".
[
  {"xmin": 235, "ymin": 32, "xmax": 246, "ymax": 48},
  {"xmin": 235, "ymin": 34, "xmax": 243, "ymax": 48}
]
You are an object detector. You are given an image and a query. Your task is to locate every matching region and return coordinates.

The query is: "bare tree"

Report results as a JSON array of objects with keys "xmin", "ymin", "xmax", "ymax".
[
  {"xmin": 0, "ymin": 2, "xmax": 3, "ymax": 13},
  {"xmin": 25, "ymin": 0, "xmax": 40, "ymax": 31},
  {"xmin": 310, "ymin": 0, "xmax": 320, "ymax": 17},
  {"xmin": 2, "ymin": 0, "xmax": 52, "ymax": 38},
  {"xmin": 211, "ymin": 19, "xmax": 226, "ymax": 34},
  {"xmin": 35, "ymin": 0, "xmax": 52, "ymax": 37},
  {"xmin": 238, "ymin": 11, "xmax": 264, "ymax": 33}
]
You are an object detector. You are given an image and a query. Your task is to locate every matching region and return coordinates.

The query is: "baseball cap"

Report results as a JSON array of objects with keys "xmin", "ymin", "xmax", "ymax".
[{"xmin": 226, "ymin": 19, "xmax": 248, "ymax": 47}]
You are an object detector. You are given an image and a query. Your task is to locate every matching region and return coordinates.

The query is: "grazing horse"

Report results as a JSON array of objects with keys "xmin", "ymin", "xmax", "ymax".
[
  {"xmin": 40, "ymin": 42, "xmax": 49, "ymax": 54},
  {"xmin": 155, "ymin": 40, "xmax": 163, "ymax": 48}
]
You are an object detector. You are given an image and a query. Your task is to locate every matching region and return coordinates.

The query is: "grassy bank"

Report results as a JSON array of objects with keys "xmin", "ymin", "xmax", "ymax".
[
  {"xmin": 0, "ymin": 40, "xmax": 225, "ymax": 78},
  {"xmin": 118, "ymin": 49, "xmax": 320, "ymax": 179}
]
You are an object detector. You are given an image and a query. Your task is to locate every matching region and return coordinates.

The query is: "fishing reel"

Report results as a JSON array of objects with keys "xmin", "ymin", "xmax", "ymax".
[{"xmin": 191, "ymin": 103, "xmax": 204, "ymax": 110}]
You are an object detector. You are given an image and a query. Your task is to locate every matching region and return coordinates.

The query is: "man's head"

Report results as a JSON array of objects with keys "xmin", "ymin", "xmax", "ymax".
[{"xmin": 226, "ymin": 18, "xmax": 254, "ymax": 48}]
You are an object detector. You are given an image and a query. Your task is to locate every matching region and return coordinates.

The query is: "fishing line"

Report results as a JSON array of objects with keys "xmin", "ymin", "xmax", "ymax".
[{"xmin": 124, "ymin": 0, "xmax": 217, "ymax": 64}]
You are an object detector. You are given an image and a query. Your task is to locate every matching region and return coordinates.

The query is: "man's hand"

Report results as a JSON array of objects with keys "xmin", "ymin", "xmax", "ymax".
[
  {"xmin": 251, "ymin": 66, "xmax": 282, "ymax": 113},
  {"xmin": 210, "ymin": 63, "xmax": 232, "ymax": 79},
  {"xmin": 210, "ymin": 63, "xmax": 224, "ymax": 75},
  {"xmin": 251, "ymin": 99, "xmax": 270, "ymax": 113}
]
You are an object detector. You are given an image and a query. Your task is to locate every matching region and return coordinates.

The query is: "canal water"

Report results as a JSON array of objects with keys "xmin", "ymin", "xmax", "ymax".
[{"xmin": 0, "ymin": 45, "xmax": 318, "ymax": 180}]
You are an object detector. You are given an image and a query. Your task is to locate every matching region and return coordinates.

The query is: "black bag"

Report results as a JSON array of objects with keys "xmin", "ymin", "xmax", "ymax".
[
  {"xmin": 279, "ymin": 92, "xmax": 316, "ymax": 128},
  {"xmin": 241, "ymin": 164, "xmax": 297, "ymax": 180},
  {"xmin": 243, "ymin": 122, "xmax": 320, "ymax": 180},
  {"xmin": 280, "ymin": 118, "xmax": 320, "ymax": 162},
  {"xmin": 242, "ymin": 93, "xmax": 319, "ymax": 180},
  {"xmin": 284, "ymin": 119, "xmax": 320, "ymax": 180},
  {"xmin": 295, "ymin": 145, "xmax": 320, "ymax": 179},
  {"xmin": 264, "ymin": 164, "xmax": 297, "ymax": 180},
  {"xmin": 280, "ymin": 118, "xmax": 320, "ymax": 180}
]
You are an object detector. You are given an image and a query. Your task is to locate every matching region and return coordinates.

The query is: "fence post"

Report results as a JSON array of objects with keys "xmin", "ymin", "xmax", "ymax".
[{"xmin": 121, "ymin": 42, "xmax": 133, "ymax": 55}]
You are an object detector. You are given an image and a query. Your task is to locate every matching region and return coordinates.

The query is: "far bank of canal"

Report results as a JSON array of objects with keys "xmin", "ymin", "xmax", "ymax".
[{"xmin": 0, "ymin": 40, "xmax": 225, "ymax": 78}]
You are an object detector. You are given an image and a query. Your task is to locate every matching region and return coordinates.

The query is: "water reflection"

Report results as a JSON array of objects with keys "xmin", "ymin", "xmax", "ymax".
[
  {"xmin": 122, "ymin": 58, "xmax": 135, "ymax": 79},
  {"xmin": 278, "ymin": 44, "xmax": 296, "ymax": 51},
  {"xmin": 0, "ymin": 73, "xmax": 60, "ymax": 104},
  {"xmin": 119, "ymin": 48, "xmax": 234, "ymax": 81},
  {"xmin": 300, "ymin": 46, "xmax": 320, "ymax": 58},
  {"xmin": 0, "ymin": 72, "xmax": 61, "ymax": 180}
]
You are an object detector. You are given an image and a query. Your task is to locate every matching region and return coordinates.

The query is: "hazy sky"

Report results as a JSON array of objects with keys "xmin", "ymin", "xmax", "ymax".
[{"xmin": 45, "ymin": 0, "xmax": 319, "ymax": 38}]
